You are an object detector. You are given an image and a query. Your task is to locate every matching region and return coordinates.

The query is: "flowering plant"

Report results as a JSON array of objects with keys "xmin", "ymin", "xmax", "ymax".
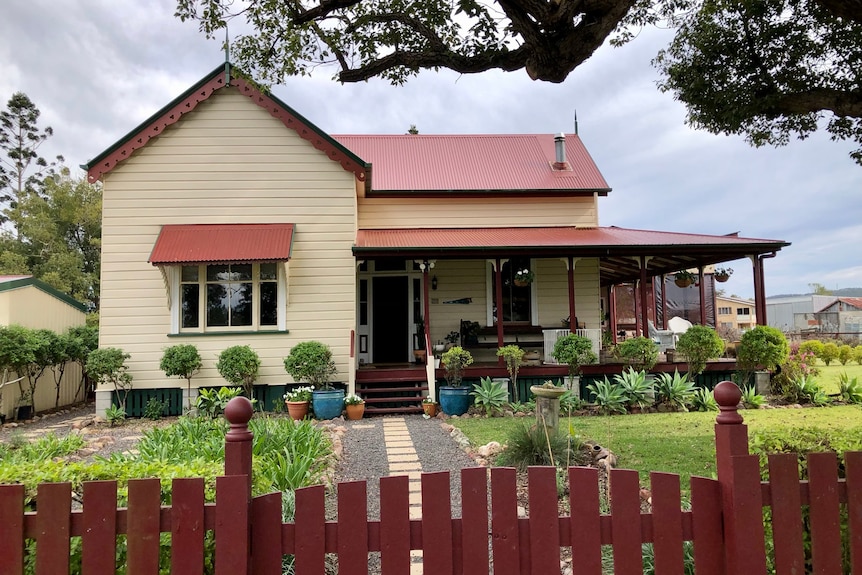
[
  {"xmin": 422, "ymin": 395, "xmax": 436, "ymax": 404},
  {"xmin": 714, "ymin": 267, "xmax": 733, "ymax": 279},
  {"xmin": 284, "ymin": 385, "xmax": 313, "ymax": 402},
  {"xmin": 344, "ymin": 393, "xmax": 365, "ymax": 405},
  {"xmin": 514, "ymin": 269, "xmax": 535, "ymax": 284}
]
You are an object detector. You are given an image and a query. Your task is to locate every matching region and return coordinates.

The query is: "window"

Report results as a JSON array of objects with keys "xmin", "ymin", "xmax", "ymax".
[
  {"xmin": 737, "ymin": 308, "xmax": 750, "ymax": 316},
  {"xmin": 180, "ymin": 262, "xmax": 279, "ymax": 331},
  {"xmin": 718, "ymin": 307, "xmax": 732, "ymax": 315},
  {"xmin": 492, "ymin": 257, "xmax": 533, "ymax": 323}
]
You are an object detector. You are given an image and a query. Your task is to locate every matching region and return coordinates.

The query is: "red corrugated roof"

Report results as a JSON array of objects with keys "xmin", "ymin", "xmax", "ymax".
[
  {"xmin": 149, "ymin": 224, "xmax": 295, "ymax": 265},
  {"xmin": 354, "ymin": 226, "xmax": 784, "ymax": 249},
  {"xmin": 333, "ymin": 134, "xmax": 609, "ymax": 193}
]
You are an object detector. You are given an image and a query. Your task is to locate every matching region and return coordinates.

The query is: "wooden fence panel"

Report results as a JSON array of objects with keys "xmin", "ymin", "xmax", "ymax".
[
  {"xmin": 528, "ymin": 466, "xmax": 560, "ymax": 575},
  {"xmin": 767, "ymin": 453, "xmax": 805, "ymax": 575},
  {"xmin": 379, "ymin": 475, "xmax": 410, "ymax": 575},
  {"xmin": 460, "ymin": 467, "xmax": 489, "ymax": 575},
  {"xmin": 422, "ymin": 471, "xmax": 454, "ymax": 575},
  {"xmin": 250, "ymin": 492, "xmax": 283, "ymax": 575},
  {"xmin": 609, "ymin": 468, "xmax": 642, "ymax": 575},
  {"xmin": 82, "ymin": 480, "xmax": 118, "ymax": 574},
  {"xmin": 36, "ymin": 482, "xmax": 71, "ymax": 575},
  {"xmin": 808, "ymin": 452, "xmax": 842, "ymax": 575},
  {"xmin": 689, "ymin": 476, "xmax": 723, "ymax": 575},
  {"xmin": 127, "ymin": 478, "xmax": 162, "ymax": 575},
  {"xmin": 728, "ymin": 455, "xmax": 767, "ymax": 575},
  {"xmin": 0, "ymin": 484, "xmax": 25, "ymax": 575},
  {"xmin": 846, "ymin": 451, "xmax": 862, "ymax": 575},
  {"xmin": 568, "ymin": 466, "xmax": 602, "ymax": 575},
  {"xmin": 650, "ymin": 471, "xmax": 684, "ymax": 575},
  {"xmin": 295, "ymin": 484, "xmax": 326, "ymax": 575},
  {"xmin": 490, "ymin": 467, "xmax": 520, "ymax": 575},
  {"xmin": 215, "ymin": 475, "xmax": 250, "ymax": 575},
  {"xmin": 171, "ymin": 478, "xmax": 206, "ymax": 575},
  {"xmin": 336, "ymin": 481, "xmax": 369, "ymax": 575}
]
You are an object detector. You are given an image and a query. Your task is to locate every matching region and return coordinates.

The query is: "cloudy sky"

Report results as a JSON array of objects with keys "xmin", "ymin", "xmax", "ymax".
[{"xmin": 2, "ymin": 0, "xmax": 860, "ymax": 299}]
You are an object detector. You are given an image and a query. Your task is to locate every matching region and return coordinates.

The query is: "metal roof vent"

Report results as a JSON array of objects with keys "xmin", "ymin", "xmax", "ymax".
[{"xmin": 553, "ymin": 133, "xmax": 570, "ymax": 170}]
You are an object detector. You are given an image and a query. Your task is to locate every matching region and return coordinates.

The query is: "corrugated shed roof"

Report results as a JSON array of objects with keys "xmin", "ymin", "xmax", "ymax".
[
  {"xmin": 354, "ymin": 226, "xmax": 785, "ymax": 249},
  {"xmin": 149, "ymin": 224, "xmax": 295, "ymax": 265},
  {"xmin": 817, "ymin": 297, "xmax": 862, "ymax": 312},
  {"xmin": 332, "ymin": 134, "xmax": 609, "ymax": 192}
]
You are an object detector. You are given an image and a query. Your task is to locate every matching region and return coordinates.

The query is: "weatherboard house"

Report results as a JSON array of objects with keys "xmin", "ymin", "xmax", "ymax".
[{"xmin": 84, "ymin": 65, "xmax": 789, "ymax": 416}]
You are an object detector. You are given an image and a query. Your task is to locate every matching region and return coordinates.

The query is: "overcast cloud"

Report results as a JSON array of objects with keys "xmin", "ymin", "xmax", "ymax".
[{"xmin": 2, "ymin": 0, "xmax": 860, "ymax": 299}]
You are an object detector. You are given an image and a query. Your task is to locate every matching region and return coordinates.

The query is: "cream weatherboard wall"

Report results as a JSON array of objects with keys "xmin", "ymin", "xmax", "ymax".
[
  {"xmin": 98, "ymin": 88, "xmax": 357, "ymax": 406},
  {"xmin": 358, "ymin": 195, "xmax": 599, "ymax": 229}
]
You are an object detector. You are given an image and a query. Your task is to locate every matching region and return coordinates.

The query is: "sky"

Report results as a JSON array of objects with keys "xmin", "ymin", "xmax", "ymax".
[{"xmin": 2, "ymin": 0, "xmax": 860, "ymax": 300}]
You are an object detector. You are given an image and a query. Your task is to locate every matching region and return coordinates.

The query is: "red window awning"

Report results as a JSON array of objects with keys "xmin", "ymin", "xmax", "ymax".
[{"xmin": 149, "ymin": 224, "xmax": 295, "ymax": 265}]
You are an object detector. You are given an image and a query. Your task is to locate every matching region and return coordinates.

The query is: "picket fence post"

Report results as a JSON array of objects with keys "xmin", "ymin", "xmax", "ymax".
[{"xmin": 221, "ymin": 396, "xmax": 255, "ymax": 575}]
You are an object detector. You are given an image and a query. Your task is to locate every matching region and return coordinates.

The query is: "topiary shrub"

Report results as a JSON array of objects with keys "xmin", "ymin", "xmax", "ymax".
[
  {"xmin": 676, "ymin": 325, "xmax": 725, "ymax": 377},
  {"xmin": 87, "ymin": 347, "xmax": 133, "ymax": 412},
  {"xmin": 838, "ymin": 344, "xmax": 853, "ymax": 365},
  {"xmin": 819, "ymin": 341, "xmax": 839, "ymax": 366},
  {"xmin": 552, "ymin": 334, "xmax": 597, "ymax": 380},
  {"xmin": 441, "ymin": 346, "xmax": 473, "ymax": 386},
  {"xmin": 283, "ymin": 341, "xmax": 337, "ymax": 390},
  {"xmin": 798, "ymin": 339, "xmax": 824, "ymax": 359},
  {"xmin": 160, "ymin": 344, "xmax": 203, "ymax": 412},
  {"xmin": 615, "ymin": 336, "xmax": 659, "ymax": 372},
  {"xmin": 216, "ymin": 345, "xmax": 261, "ymax": 398}
]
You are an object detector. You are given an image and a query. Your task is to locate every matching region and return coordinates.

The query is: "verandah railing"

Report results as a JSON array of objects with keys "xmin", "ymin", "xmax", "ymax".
[{"xmin": 0, "ymin": 382, "xmax": 860, "ymax": 574}]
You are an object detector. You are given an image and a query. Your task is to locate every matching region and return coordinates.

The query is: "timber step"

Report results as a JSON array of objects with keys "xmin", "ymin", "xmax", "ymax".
[
  {"xmin": 364, "ymin": 405, "xmax": 424, "ymax": 415},
  {"xmin": 356, "ymin": 385, "xmax": 428, "ymax": 394},
  {"xmin": 362, "ymin": 396, "xmax": 425, "ymax": 404}
]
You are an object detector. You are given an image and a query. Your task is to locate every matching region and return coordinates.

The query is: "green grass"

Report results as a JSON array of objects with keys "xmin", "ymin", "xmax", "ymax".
[
  {"xmin": 815, "ymin": 363, "xmax": 862, "ymax": 394},
  {"xmin": 452, "ymin": 405, "xmax": 862, "ymax": 491}
]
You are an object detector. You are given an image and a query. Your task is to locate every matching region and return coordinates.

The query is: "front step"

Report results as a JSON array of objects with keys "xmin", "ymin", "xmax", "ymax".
[{"xmin": 357, "ymin": 377, "xmax": 428, "ymax": 415}]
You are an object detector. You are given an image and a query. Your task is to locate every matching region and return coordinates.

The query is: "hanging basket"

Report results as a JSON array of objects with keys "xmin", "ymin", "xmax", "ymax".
[
  {"xmin": 714, "ymin": 274, "xmax": 730, "ymax": 283},
  {"xmin": 514, "ymin": 279, "xmax": 530, "ymax": 288},
  {"xmin": 674, "ymin": 278, "xmax": 693, "ymax": 288}
]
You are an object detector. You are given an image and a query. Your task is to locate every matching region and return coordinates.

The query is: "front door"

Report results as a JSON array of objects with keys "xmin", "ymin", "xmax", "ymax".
[{"xmin": 372, "ymin": 276, "xmax": 409, "ymax": 363}]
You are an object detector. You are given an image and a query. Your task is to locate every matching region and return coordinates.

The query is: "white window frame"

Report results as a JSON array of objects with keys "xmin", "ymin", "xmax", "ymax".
[{"xmin": 485, "ymin": 259, "xmax": 539, "ymax": 326}]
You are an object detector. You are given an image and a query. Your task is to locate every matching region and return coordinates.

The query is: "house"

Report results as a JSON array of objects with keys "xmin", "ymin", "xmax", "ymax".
[
  {"xmin": 83, "ymin": 64, "xmax": 789, "ymax": 415},
  {"xmin": 715, "ymin": 295, "xmax": 757, "ymax": 335},
  {"xmin": 814, "ymin": 297, "xmax": 862, "ymax": 340},
  {"xmin": 0, "ymin": 275, "xmax": 87, "ymax": 419}
]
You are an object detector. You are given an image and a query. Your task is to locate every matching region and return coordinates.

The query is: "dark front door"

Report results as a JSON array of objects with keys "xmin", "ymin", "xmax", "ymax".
[{"xmin": 372, "ymin": 276, "xmax": 409, "ymax": 363}]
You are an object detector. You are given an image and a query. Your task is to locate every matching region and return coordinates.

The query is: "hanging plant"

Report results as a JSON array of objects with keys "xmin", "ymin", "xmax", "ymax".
[
  {"xmin": 674, "ymin": 270, "xmax": 696, "ymax": 288},
  {"xmin": 514, "ymin": 269, "xmax": 535, "ymax": 287},
  {"xmin": 714, "ymin": 267, "xmax": 733, "ymax": 282}
]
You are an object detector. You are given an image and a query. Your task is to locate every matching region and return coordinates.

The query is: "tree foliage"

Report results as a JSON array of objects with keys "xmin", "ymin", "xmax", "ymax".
[
  {"xmin": 675, "ymin": 325, "xmax": 725, "ymax": 376},
  {"xmin": 655, "ymin": 0, "xmax": 862, "ymax": 164},
  {"xmin": 176, "ymin": 0, "xmax": 862, "ymax": 163}
]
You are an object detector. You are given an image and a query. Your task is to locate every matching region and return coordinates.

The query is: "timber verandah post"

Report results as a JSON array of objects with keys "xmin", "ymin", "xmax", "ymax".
[{"xmin": 713, "ymin": 381, "xmax": 768, "ymax": 575}]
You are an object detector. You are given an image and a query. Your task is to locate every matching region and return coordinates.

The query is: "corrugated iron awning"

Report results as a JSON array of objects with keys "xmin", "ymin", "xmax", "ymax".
[{"xmin": 149, "ymin": 224, "xmax": 295, "ymax": 265}]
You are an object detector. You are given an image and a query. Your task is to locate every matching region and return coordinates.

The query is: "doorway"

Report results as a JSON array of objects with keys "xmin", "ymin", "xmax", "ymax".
[{"xmin": 372, "ymin": 276, "xmax": 409, "ymax": 363}]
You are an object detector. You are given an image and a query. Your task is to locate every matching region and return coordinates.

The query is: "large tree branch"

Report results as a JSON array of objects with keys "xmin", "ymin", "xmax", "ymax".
[{"xmin": 769, "ymin": 88, "xmax": 862, "ymax": 117}]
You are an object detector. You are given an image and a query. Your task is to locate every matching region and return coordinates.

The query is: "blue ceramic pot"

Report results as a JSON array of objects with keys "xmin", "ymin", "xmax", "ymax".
[
  {"xmin": 438, "ymin": 386, "xmax": 471, "ymax": 416},
  {"xmin": 312, "ymin": 389, "xmax": 345, "ymax": 420}
]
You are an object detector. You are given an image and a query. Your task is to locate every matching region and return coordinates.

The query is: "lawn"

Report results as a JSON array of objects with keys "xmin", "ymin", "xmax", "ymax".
[
  {"xmin": 452, "ymin": 405, "xmax": 862, "ymax": 491},
  {"xmin": 815, "ymin": 362, "xmax": 862, "ymax": 394}
]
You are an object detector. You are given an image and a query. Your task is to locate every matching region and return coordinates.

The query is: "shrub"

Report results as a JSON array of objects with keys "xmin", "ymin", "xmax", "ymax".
[
  {"xmin": 771, "ymin": 348, "xmax": 820, "ymax": 396},
  {"xmin": 675, "ymin": 326, "xmax": 725, "ymax": 377},
  {"xmin": 854, "ymin": 345, "xmax": 862, "ymax": 365},
  {"xmin": 143, "ymin": 397, "xmax": 169, "ymax": 420},
  {"xmin": 788, "ymin": 375, "xmax": 830, "ymax": 406},
  {"xmin": 838, "ymin": 373, "xmax": 862, "ymax": 404},
  {"xmin": 586, "ymin": 377, "xmax": 627, "ymax": 415},
  {"xmin": 741, "ymin": 385, "xmax": 765, "ymax": 409},
  {"xmin": 819, "ymin": 342, "xmax": 839, "ymax": 365},
  {"xmin": 196, "ymin": 386, "xmax": 243, "ymax": 418},
  {"xmin": 216, "ymin": 345, "xmax": 261, "ymax": 397},
  {"xmin": 838, "ymin": 344, "xmax": 853, "ymax": 365},
  {"xmin": 159, "ymin": 344, "xmax": 202, "ymax": 411},
  {"xmin": 689, "ymin": 387, "xmax": 718, "ymax": 412},
  {"xmin": 654, "ymin": 370, "xmax": 696, "ymax": 411},
  {"xmin": 798, "ymin": 339, "xmax": 824, "ymax": 359},
  {"xmin": 497, "ymin": 345, "xmax": 525, "ymax": 402},
  {"xmin": 615, "ymin": 337, "xmax": 659, "ymax": 371},
  {"xmin": 87, "ymin": 347, "xmax": 133, "ymax": 411},
  {"xmin": 737, "ymin": 325, "xmax": 789, "ymax": 371},
  {"xmin": 441, "ymin": 346, "xmax": 473, "ymax": 386},
  {"xmin": 498, "ymin": 423, "xmax": 586, "ymax": 470},
  {"xmin": 105, "ymin": 404, "xmax": 126, "ymax": 426},
  {"xmin": 471, "ymin": 377, "xmax": 509, "ymax": 416},
  {"xmin": 283, "ymin": 341, "xmax": 337, "ymax": 389},
  {"xmin": 552, "ymin": 334, "xmax": 597, "ymax": 378}
]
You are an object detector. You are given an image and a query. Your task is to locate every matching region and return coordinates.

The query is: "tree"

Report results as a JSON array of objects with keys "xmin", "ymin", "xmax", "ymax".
[
  {"xmin": 160, "ymin": 344, "xmax": 203, "ymax": 411},
  {"xmin": 0, "ymin": 92, "xmax": 64, "ymax": 228},
  {"xmin": 808, "ymin": 283, "xmax": 833, "ymax": 295},
  {"xmin": 176, "ymin": 0, "xmax": 862, "ymax": 163},
  {"xmin": 66, "ymin": 325, "xmax": 99, "ymax": 401},
  {"xmin": 86, "ymin": 347, "xmax": 133, "ymax": 412},
  {"xmin": 676, "ymin": 325, "xmax": 725, "ymax": 376},
  {"xmin": 655, "ymin": 0, "xmax": 862, "ymax": 165}
]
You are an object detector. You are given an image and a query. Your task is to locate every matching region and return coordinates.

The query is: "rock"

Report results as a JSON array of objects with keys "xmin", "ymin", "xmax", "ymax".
[
  {"xmin": 440, "ymin": 423, "xmax": 454, "ymax": 432},
  {"xmin": 517, "ymin": 505, "xmax": 527, "ymax": 518},
  {"xmin": 514, "ymin": 412, "xmax": 526, "ymax": 417}
]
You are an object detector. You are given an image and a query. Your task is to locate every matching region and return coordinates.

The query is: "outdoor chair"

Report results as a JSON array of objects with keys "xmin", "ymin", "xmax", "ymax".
[{"xmin": 648, "ymin": 320, "xmax": 676, "ymax": 352}]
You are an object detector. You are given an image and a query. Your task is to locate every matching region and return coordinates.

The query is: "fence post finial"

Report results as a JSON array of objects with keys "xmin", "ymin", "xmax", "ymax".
[
  {"xmin": 714, "ymin": 380, "xmax": 743, "ymax": 425},
  {"xmin": 224, "ymin": 396, "xmax": 254, "ymax": 481}
]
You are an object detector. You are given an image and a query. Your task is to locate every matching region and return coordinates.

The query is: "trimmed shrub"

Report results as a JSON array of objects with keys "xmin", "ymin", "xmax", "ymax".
[{"xmin": 675, "ymin": 326, "xmax": 724, "ymax": 377}]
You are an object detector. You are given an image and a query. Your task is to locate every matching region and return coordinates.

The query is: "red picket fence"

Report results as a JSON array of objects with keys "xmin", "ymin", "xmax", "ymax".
[{"xmin": 1, "ymin": 382, "xmax": 860, "ymax": 575}]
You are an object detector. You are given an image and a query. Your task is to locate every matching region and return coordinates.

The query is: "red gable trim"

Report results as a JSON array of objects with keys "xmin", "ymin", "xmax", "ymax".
[
  {"xmin": 149, "ymin": 224, "xmax": 295, "ymax": 265},
  {"xmin": 86, "ymin": 68, "xmax": 368, "ymax": 184}
]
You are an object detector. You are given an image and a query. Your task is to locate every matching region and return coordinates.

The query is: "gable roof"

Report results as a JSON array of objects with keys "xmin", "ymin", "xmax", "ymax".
[
  {"xmin": 333, "ymin": 134, "xmax": 610, "ymax": 196},
  {"xmin": 816, "ymin": 297, "xmax": 862, "ymax": 313},
  {"xmin": 82, "ymin": 64, "xmax": 368, "ymax": 185},
  {"xmin": 0, "ymin": 276, "xmax": 87, "ymax": 312}
]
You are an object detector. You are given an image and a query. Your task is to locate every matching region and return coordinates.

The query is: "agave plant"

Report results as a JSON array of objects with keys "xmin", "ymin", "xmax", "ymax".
[
  {"xmin": 741, "ymin": 385, "xmax": 765, "ymax": 409},
  {"xmin": 471, "ymin": 376, "xmax": 509, "ymax": 416},
  {"xmin": 690, "ymin": 387, "xmax": 718, "ymax": 412},
  {"xmin": 613, "ymin": 367, "xmax": 654, "ymax": 410},
  {"xmin": 586, "ymin": 377, "xmax": 627, "ymax": 415},
  {"xmin": 838, "ymin": 372, "xmax": 862, "ymax": 404},
  {"xmin": 654, "ymin": 370, "xmax": 696, "ymax": 411}
]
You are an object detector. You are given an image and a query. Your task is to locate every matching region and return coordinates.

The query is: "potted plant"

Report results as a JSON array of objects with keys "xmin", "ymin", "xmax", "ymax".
[
  {"xmin": 551, "ymin": 334, "xmax": 597, "ymax": 390},
  {"xmin": 438, "ymin": 346, "xmax": 473, "ymax": 415},
  {"xmin": 216, "ymin": 345, "xmax": 261, "ymax": 399},
  {"xmin": 344, "ymin": 393, "xmax": 365, "ymax": 420},
  {"xmin": 513, "ymin": 268, "xmax": 535, "ymax": 287},
  {"xmin": 283, "ymin": 385, "xmax": 313, "ymax": 420},
  {"xmin": 413, "ymin": 316, "xmax": 427, "ymax": 363},
  {"xmin": 444, "ymin": 331, "xmax": 460, "ymax": 350},
  {"xmin": 714, "ymin": 267, "xmax": 733, "ymax": 282},
  {"xmin": 497, "ymin": 344, "xmax": 525, "ymax": 402},
  {"xmin": 674, "ymin": 270, "xmax": 696, "ymax": 288},
  {"xmin": 159, "ymin": 344, "xmax": 202, "ymax": 412},
  {"xmin": 284, "ymin": 341, "xmax": 342, "ymax": 419},
  {"xmin": 422, "ymin": 395, "xmax": 438, "ymax": 417},
  {"xmin": 675, "ymin": 325, "xmax": 725, "ymax": 377}
]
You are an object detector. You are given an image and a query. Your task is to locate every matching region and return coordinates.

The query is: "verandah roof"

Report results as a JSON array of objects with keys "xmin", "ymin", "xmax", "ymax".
[{"xmin": 353, "ymin": 226, "xmax": 790, "ymax": 286}]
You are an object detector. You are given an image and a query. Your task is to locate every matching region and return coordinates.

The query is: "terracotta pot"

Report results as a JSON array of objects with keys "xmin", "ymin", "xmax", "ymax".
[
  {"xmin": 346, "ymin": 403, "xmax": 365, "ymax": 420},
  {"xmin": 285, "ymin": 400, "xmax": 309, "ymax": 420},
  {"xmin": 423, "ymin": 402, "xmax": 437, "ymax": 417}
]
